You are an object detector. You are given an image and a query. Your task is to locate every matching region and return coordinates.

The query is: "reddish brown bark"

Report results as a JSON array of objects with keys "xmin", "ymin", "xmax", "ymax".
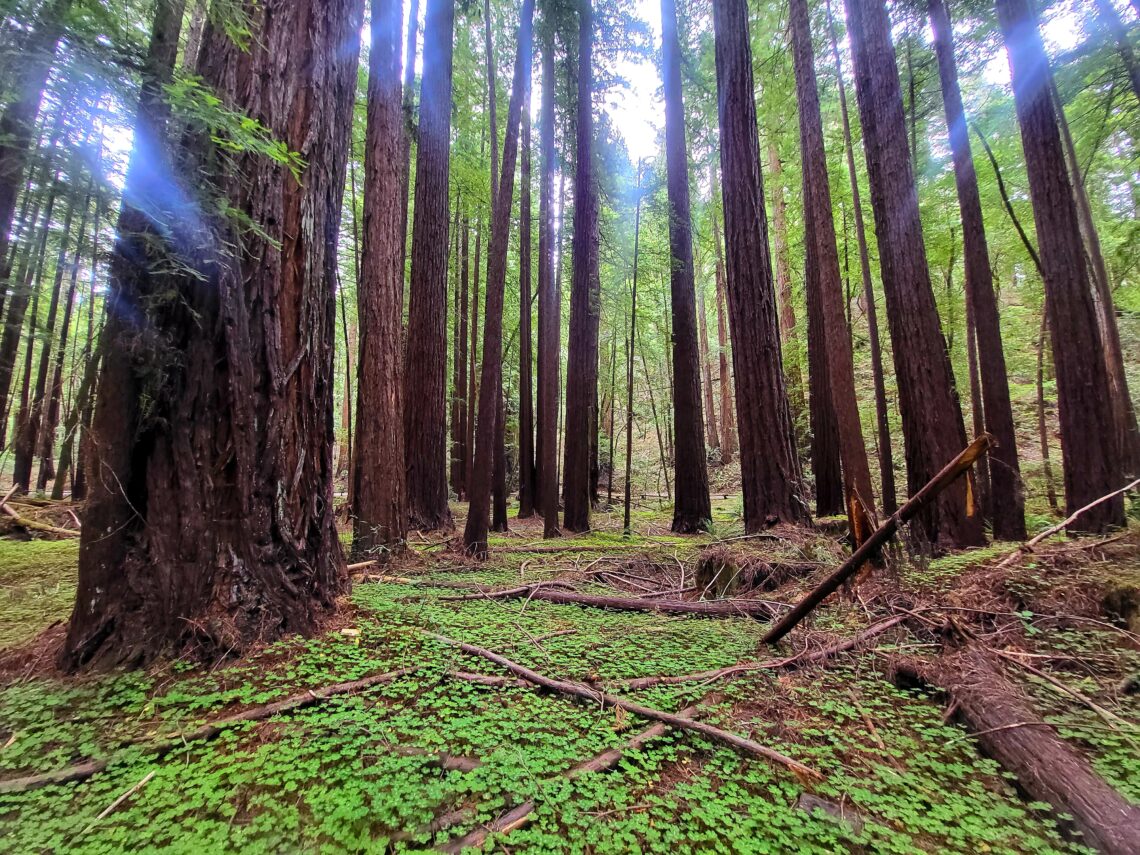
[
  {"xmin": 709, "ymin": 192, "xmax": 736, "ymax": 464},
  {"xmin": 463, "ymin": 0, "xmax": 535, "ymax": 556},
  {"xmin": 712, "ymin": 0, "xmax": 808, "ymax": 530},
  {"xmin": 518, "ymin": 104, "xmax": 536, "ymax": 518},
  {"xmin": 63, "ymin": 0, "xmax": 362, "ymax": 670},
  {"xmin": 537, "ymin": 36, "xmax": 561, "ymax": 538},
  {"xmin": 996, "ymin": 0, "xmax": 1124, "ymax": 531},
  {"xmin": 698, "ymin": 287, "xmax": 720, "ymax": 454},
  {"xmin": 790, "ymin": 0, "xmax": 875, "ymax": 541},
  {"xmin": 404, "ymin": 0, "xmax": 456, "ymax": 531},
  {"xmin": 661, "ymin": 0, "xmax": 711, "ymax": 532},
  {"xmin": 353, "ymin": 0, "xmax": 408, "ymax": 555},
  {"xmin": 398, "ymin": 0, "xmax": 420, "ymax": 269},
  {"xmin": 846, "ymin": 0, "xmax": 984, "ymax": 548},
  {"xmin": 562, "ymin": 0, "xmax": 600, "ymax": 532},
  {"xmin": 455, "ymin": 215, "xmax": 470, "ymax": 499},
  {"xmin": 467, "ymin": 217, "xmax": 481, "ymax": 491},
  {"xmin": 929, "ymin": 0, "xmax": 1024, "ymax": 540}
]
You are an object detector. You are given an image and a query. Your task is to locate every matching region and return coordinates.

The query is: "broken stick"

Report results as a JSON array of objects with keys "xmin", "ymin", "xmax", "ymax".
[
  {"xmin": 764, "ymin": 435, "xmax": 993, "ymax": 645},
  {"xmin": 427, "ymin": 631, "xmax": 819, "ymax": 781}
]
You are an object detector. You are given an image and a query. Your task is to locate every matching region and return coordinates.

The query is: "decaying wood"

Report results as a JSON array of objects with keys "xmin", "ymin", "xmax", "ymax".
[
  {"xmin": 995, "ymin": 477, "xmax": 1140, "ymax": 572},
  {"xmin": 436, "ymin": 584, "xmax": 780, "ymax": 619},
  {"xmin": 440, "ymin": 705, "xmax": 699, "ymax": 852},
  {"xmin": 764, "ymin": 435, "xmax": 992, "ymax": 644},
  {"xmin": 0, "ymin": 501, "xmax": 79, "ymax": 537},
  {"xmin": 428, "ymin": 631, "xmax": 819, "ymax": 780},
  {"xmin": 895, "ymin": 649, "xmax": 1140, "ymax": 855},
  {"xmin": 622, "ymin": 614, "xmax": 909, "ymax": 690},
  {"xmin": 0, "ymin": 667, "xmax": 415, "ymax": 794}
]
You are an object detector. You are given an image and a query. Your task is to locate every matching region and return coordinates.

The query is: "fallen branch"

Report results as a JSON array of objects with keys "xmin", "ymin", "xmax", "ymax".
[
  {"xmin": 764, "ymin": 435, "xmax": 992, "ymax": 644},
  {"xmin": 0, "ymin": 502, "xmax": 80, "ymax": 538},
  {"xmin": 621, "ymin": 615, "xmax": 909, "ymax": 691},
  {"xmin": 427, "ymin": 632, "xmax": 819, "ymax": 781},
  {"xmin": 0, "ymin": 667, "xmax": 415, "ymax": 794},
  {"xmin": 440, "ymin": 705, "xmax": 699, "ymax": 852},
  {"xmin": 494, "ymin": 541, "xmax": 648, "ymax": 554},
  {"xmin": 436, "ymin": 585, "xmax": 781, "ymax": 620},
  {"xmin": 995, "ymin": 477, "xmax": 1140, "ymax": 572}
]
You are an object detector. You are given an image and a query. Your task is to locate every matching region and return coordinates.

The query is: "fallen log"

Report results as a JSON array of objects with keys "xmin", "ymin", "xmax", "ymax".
[
  {"xmin": 427, "ymin": 631, "xmax": 819, "ymax": 781},
  {"xmin": 0, "ymin": 667, "xmax": 416, "ymax": 795},
  {"xmin": 894, "ymin": 649, "xmax": 1140, "ymax": 855},
  {"xmin": 439, "ymin": 704, "xmax": 699, "ymax": 853},
  {"xmin": 621, "ymin": 614, "xmax": 909, "ymax": 691},
  {"xmin": 764, "ymin": 435, "xmax": 992, "ymax": 644},
  {"xmin": 0, "ymin": 502, "xmax": 80, "ymax": 538},
  {"xmin": 436, "ymin": 585, "xmax": 781, "ymax": 620}
]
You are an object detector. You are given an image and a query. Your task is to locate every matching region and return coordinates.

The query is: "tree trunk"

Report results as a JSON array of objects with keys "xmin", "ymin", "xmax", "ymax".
[
  {"xmin": 1094, "ymin": 0, "xmax": 1140, "ymax": 105},
  {"xmin": 0, "ymin": 0, "xmax": 70, "ymax": 310},
  {"xmin": 766, "ymin": 143, "xmax": 804, "ymax": 417},
  {"xmin": 404, "ymin": 0, "xmax": 456, "ymax": 531},
  {"xmin": 965, "ymin": 298, "xmax": 991, "ymax": 519},
  {"xmin": 623, "ymin": 174, "xmax": 642, "ymax": 535},
  {"xmin": 399, "ymin": 0, "xmax": 421, "ymax": 270},
  {"xmin": 712, "ymin": 0, "xmax": 808, "ymax": 530},
  {"xmin": 464, "ymin": 0, "xmax": 534, "ymax": 555},
  {"xmin": 929, "ymin": 0, "xmax": 1024, "ymax": 540},
  {"xmin": 60, "ymin": 0, "xmax": 362, "ymax": 670},
  {"xmin": 449, "ymin": 197, "xmax": 462, "ymax": 496},
  {"xmin": 182, "ymin": 0, "xmax": 207, "ymax": 69},
  {"xmin": 562, "ymin": 0, "xmax": 600, "ymax": 533},
  {"xmin": 537, "ymin": 36, "xmax": 560, "ymax": 538},
  {"xmin": 661, "ymin": 0, "xmax": 711, "ymax": 533},
  {"xmin": 996, "ymin": 0, "xmax": 1124, "ymax": 531},
  {"xmin": 846, "ymin": 0, "xmax": 983, "ymax": 548},
  {"xmin": 791, "ymin": 0, "xmax": 876, "ymax": 539},
  {"xmin": 455, "ymin": 215, "xmax": 470, "ymax": 500},
  {"xmin": 698, "ymin": 288, "xmax": 720, "ymax": 454},
  {"xmin": 1035, "ymin": 309, "xmax": 1060, "ymax": 513},
  {"xmin": 492, "ymin": 384, "xmax": 509, "ymax": 531},
  {"xmin": 353, "ymin": 0, "xmax": 409, "ymax": 556},
  {"xmin": 467, "ymin": 215, "xmax": 481, "ymax": 492},
  {"xmin": 825, "ymin": 0, "xmax": 896, "ymax": 515},
  {"xmin": 483, "ymin": 0, "xmax": 499, "ymax": 213},
  {"xmin": 709, "ymin": 188, "xmax": 736, "ymax": 464},
  {"xmin": 518, "ymin": 104, "xmax": 536, "ymax": 517}
]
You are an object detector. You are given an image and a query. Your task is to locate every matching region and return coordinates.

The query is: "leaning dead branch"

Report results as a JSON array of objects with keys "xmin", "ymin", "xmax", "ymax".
[
  {"xmin": 0, "ymin": 667, "xmax": 416, "ymax": 795},
  {"xmin": 764, "ymin": 435, "xmax": 993, "ymax": 644},
  {"xmin": 428, "ymin": 631, "xmax": 819, "ymax": 781}
]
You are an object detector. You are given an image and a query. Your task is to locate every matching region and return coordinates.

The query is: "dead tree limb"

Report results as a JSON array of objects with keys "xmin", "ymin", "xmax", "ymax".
[
  {"xmin": 0, "ymin": 667, "xmax": 416, "ymax": 794},
  {"xmin": 0, "ymin": 501, "xmax": 80, "ymax": 537},
  {"xmin": 435, "ymin": 585, "xmax": 780, "ymax": 619},
  {"xmin": 895, "ymin": 650, "xmax": 1140, "ymax": 855},
  {"xmin": 995, "ymin": 477, "xmax": 1140, "ymax": 572},
  {"xmin": 427, "ymin": 631, "xmax": 819, "ymax": 780},
  {"xmin": 764, "ymin": 436, "xmax": 992, "ymax": 644}
]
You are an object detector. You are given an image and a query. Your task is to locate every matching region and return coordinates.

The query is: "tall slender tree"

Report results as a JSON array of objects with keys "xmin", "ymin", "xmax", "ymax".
[
  {"xmin": 562, "ymin": 0, "xmax": 600, "ymax": 532},
  {"xmin": 709, "ymin": 187, "xmax": 736, "ymax": 464},
  {"xmin": 464, "ymin": 0, "xmax": 535, "ymax": 556},
  {"xmin": 995, "ymin": 0, "xmax": 1124, "ymax": 530},
  {"xmin": 928, "ymin": 0, "xmax": 1024, "ymax": 540},
  {"xmin": 404, "ymin": 0, "xmax": 456, "ymax": 531},
  {"xmin": 711, "ymin": 0, "xmax": 808, "ymax": 530},
  {"xmin": 518, "ymin": 104, "xmax": 537, "ymax": 517},
  {"xmin": 661, "ymin": 0, "xmax": 711, "ymax": 532},
  {"xmin": 698, "ymin": 287, "xmax": 720, "ymax": 454},
  {"xmin": 63, "ymin": 0, "xmax": 363, "ymax": 669},
  {"xmin": 537, "ymin": 31, "xmax": 561, "ymax": 538},
  {"xmin": 845, "ymin": 0, "xmax": 984, "ymax": 548},
  {"xmin": 353, "ymin": 0, "xmax": 408, "ymax": 556},
  {"xmin": 790, "ymin": 0, "xmax": 876, "ymax": 542}
]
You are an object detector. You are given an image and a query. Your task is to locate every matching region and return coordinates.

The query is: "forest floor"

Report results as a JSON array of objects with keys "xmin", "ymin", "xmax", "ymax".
[{"xmin": 0, "ymin": 498, "xmax": 1137, "ymax": 854}]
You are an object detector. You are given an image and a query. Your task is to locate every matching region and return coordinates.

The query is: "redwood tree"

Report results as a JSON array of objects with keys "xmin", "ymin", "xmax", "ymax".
[
  {"xmin": 929, "ymin": 0, "xmax": 1024, "ymax": 540},
  {"xmin": 996, "ymin": 0, "xmax": 1124, "ymax": 530},
  {"xmin": 518, "ymin": 105, "xmax": 537, "ymax": 518},
  {"xmin": 353, "ymin": 0, "xmax": 408, "ymax": 556},
  {"xmin": 661, "ymin": 0, "xmax": 711, "ymax": 532},
  {"xmin": 62, "ymin": 0, "xmax": 363, "ymax": 669},
  {"xmin": 562, "ymin": 0, "xmax": 600, "ymax": 532},
  {"xmin": 464, "ymin": 0, "xmax": 535, "ymax": 556},
  {"xmin": 404, "ymin": 0, "xmax": 456, "ymax": 531},
  {"xmin": 790, "ymin": 0, "xmax": 876, "ymax": 541},
  {"xmin": 711, "ymin": 0, "xmax": 808, "ymax": 530},
  {"xmin": 846, "ymin": 0, "xmax": 984, "ymax": 548}
]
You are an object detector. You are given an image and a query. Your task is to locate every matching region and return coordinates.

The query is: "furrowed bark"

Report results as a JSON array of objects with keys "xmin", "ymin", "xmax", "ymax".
[
  {"xmin": 537, "ymin": 34, "xmax": 560, "ymax": 537},
  {"xmin": 518, "ymin": 104, "xmax": 536, "ymax": 518}
]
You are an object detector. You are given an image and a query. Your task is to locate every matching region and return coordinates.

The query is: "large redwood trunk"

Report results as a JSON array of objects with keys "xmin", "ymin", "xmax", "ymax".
[
  {"xmin": 790, "ymin": 0, "xmax": 875, "ymax": 542},
  {"xmin": 996, "ymin": 0, "xmax": 1124, "ymax": 530},
  {"xmin": 463, "ymin": 0, "xmax": 535, "ymax": 556},
  {"xmin": 661, "ymin": 0, "xmax": 711, "ymax": 533},
  {"xmin": 845, "ymin": 0, "xmax": 984, "ymax": 548},
  {"xmin": 562, "ymin": 0, "xmax": 600, "ymax": 532},
  {"xmin": 353, "ymin": 0, "xmax": 408, "ymax": 556},
  {"xmin": 712, "ymin": 0, "xmax": 808, "ymax": 530},
  {"xmin": 517, "ymin": 105, "xmax": 536, "ymax": 518},
  {"xmin": 929, "ymin": 0, "xmax": 1024, "ymax": 541},
  {"xmin": 404, "ymin": 0, "xmax": 456, "ymax": 531},
  {"xmin": 537, "ymin": 35, "xmax": 561, "ymax": 538},
  {"xmin": 60, "ymin": 0, "xmax": 362, "ymax": 671}
]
